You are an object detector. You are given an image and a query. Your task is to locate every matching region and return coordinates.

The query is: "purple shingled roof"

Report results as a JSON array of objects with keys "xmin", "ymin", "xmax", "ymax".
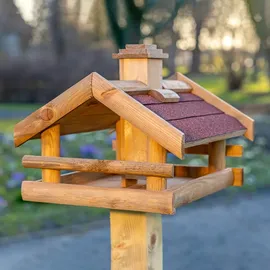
[{"xmin": 134, "ymin": 93, "xmax": 246, "ymax": 143}]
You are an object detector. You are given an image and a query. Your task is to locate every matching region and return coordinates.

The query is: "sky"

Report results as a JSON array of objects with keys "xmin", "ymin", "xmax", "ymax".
[{"xmin": 15, "ymin": 0, "xmax": 34, "ymax": 23}]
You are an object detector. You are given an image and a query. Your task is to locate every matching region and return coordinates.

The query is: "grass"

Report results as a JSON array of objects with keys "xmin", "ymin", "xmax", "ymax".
[
  {"xmin": 0, "ymin": 119, "xmax": 17, "ymax": 133},
  {"xmin": 0, "ymin": 203, "xmax": 108, "ymax": 237},
  {"xmin": 0, "ymin": 103, "xmax": 41, "ymax": 111}
]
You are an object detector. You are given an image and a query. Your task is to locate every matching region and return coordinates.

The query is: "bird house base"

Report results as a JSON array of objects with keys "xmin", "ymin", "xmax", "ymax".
[{"xmin": 22, "ymin": 168, "xmax": 236, "ymax": 215}]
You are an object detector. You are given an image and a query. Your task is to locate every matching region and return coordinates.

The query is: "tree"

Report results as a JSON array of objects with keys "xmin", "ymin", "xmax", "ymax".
[
  {"xmin": 189, "ymin": 0, "xmax": 211, "ymax": 74},
  {"xmin": 246, "ymin": 0, "xmax": 270, "ymax": 79},
  {"xmin": 104, "ymin": 0, "xmax": 186, "ymax": 49},
  {"xmin": 48, "ymin": 0, "xmax": 66, "ymax": 61}
]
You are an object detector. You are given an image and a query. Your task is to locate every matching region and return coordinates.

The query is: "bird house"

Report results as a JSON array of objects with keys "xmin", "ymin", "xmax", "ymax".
[{"xmin": 14, "ymin": 44, "xmax": 254, "ymax": 269}]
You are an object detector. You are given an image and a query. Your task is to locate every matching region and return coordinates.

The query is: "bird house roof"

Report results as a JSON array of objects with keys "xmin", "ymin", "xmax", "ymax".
[{"xmin": 14, "ymin": 72, "xmax": 254, "ymax": 159}]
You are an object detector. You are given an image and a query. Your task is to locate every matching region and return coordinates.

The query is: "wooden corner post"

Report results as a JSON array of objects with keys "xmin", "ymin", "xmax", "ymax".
[
  {"xmin": 208, "ymin": 140, "xmax": 226, "ymax": 173},
  {"xmin": 41, "ymin": 124, "xmax": 60, "ymax": 183},
  {"xmin": 111, "ymin": 44, "xmax": 168, "ymax": 269}
]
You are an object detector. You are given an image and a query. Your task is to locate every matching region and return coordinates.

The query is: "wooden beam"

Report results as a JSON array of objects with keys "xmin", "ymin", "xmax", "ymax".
[
  {"xmin": 21, "ymin": 181, "xmax": 175, "ymax": 215},
  {"xmin": 41, "ymin": 125, "xmax": 60, "ymax": 183},
  {"xmin": 172, "ymin": 168, "xmax": 234, "ymax": 208},
  {"xmin": 22, "ymin": 155, "xmax": 175, "ymax": 178},
  {"xmin": 14, "ymin": 73, "xmax": 93, "ymax": 147},
  {"xmin": 92, "ymin": 72, "xmax": 185, "ymax": 159},
  {"xmin": 176, "ymin": 72, "xmax": 254, "ymax": 141},
  {"xmin": 162, "ymin": 80, "xmax": 192, "ymax": 92},
  {"xmin": 111, "ymin": 57, "xmax": 165, "ymax": 270},
  {"xmin": 174, "ymin": 165, "xmax": 243, "ymax": 186}
]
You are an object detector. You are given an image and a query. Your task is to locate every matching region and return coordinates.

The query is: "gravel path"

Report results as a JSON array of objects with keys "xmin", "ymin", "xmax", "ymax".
[{"xmin": 0, "ymin": 191, "xmax": 269, "ymax": 270}]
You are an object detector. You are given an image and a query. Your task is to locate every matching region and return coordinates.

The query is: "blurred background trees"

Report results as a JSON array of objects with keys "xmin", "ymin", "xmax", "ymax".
[{"xmin": 0, "ymin": 0, "xmax": 269, "ymax": 102}]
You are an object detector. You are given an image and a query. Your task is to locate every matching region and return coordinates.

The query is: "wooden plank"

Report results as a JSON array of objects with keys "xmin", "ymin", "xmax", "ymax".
[
  {"xmin": 14, "ymin": 73, "xmax": 93, "ymax": 147},
  {"xmin": 176, "ymin": 72, "xmax": 254, "ymax": 141},
  {"xmin": 208, "ymin": 140, "xmax": 226, "ymax": 173},
  {"xmin": 174, "ymin": 165, "xmax": 243, "ymax": 186},
  {"xmin": 162, "ymin": 80, "xmax": 192, "ymax": 92},
  {"xmin": 92, "ymin": 72, "xmax": 185, "ymax": 159},
  {"xmin": 22, "ymin": 155, "xmax": 175, "ymax": 178},
  {"xmin": 21, "ymin": 181, "xmax": 175, "ymax": 215},
  {"xmin": 112, "ymin": 47, "xmax": 168, "ymax": 59},
  {"xmin": 184, "ymin": 130, "xmax": 245, "ymax": 148},
  {"xmin": 185, "ymin": 144, "xmax": 243, "ymax": 157},
  {"xmin": 109, "ymin": 80, "xmax": 149, "ymax": 93},
  {"xmin": 41, "ymin": 125, "xmax": 60, "ymax": 183},
  {"xmin": 56, "ymin": 101, "xmax": 119, "ymax": 136},
  {"xmin": 172, "ymin": 168, "xmax": 234, "ymax": 208},
  {"xmin": 126, "ymin": 44, "xmax": 157, "ymax": 49},
  {"xmin": 149, "ymin": 89, "xmax": 180, "ymax": 102},
  {"xmin": 59, "ymin": 171, "xmax": 108, "ymax": 185}
]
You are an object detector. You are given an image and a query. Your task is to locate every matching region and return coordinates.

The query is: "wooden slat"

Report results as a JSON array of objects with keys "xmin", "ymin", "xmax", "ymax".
[
  {"xmin": 92, "ymin": 72, "xmax": 185, "ymax": 159},
  {"xmin": 149, "ymin": 89, "xmax": 180, "ymax": 102},
  {"xmin": 162, "ymin": 80, "xmax": 192, "ymax": 92},
  {"xmin": 113, "ymin": 141, "xmax": 244, "ymax": 157},
  {"xmin": 21, "ymin": 181, "xmax": 175, "ymax": 215},
  {"xmin": 14, "ymin": 73, "xmax": 93, "ymax": 147},
  {"xmin": 41, "ymin": 125, "xmax": 60, "ymax": 183},
  {"xmin": 176, "ymin": 72, "xmax": 254, "ymax": 141},
  {"xmin": 185, "ymin": 144, "xmax": 243, "ymax": 157},
  {"xmin": 22, "ymin": 155, "xmax": 175, "ymax": 178},
  {"xmin": 174, "ymin": 165, "xmax": 243, "ymax": 186},
  {"xmin": 172, "ymin": 168, "xmax": 234, "ymax": 208},
  {"xmin": 185, "ymin": 130, "xmax": 246, "ymax": 148}
]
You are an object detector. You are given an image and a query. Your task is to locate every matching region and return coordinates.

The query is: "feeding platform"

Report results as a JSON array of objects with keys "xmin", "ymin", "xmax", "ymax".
[{"xmin": 14, "ymin": 44, "xmax": 254, "ymax": 270}]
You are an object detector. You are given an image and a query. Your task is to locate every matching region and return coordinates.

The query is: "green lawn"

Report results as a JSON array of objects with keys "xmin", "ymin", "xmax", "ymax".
[
  {"xmin": 0, "ymin": 103, "xmax": 40, "ymax": 111},
  {"xmin": 0, "ymin": 119, "xmax": 17, "ymax": 133}
]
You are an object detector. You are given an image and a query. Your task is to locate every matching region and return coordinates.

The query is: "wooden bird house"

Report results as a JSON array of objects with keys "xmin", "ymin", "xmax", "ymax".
[{"xmin": 14, "ymin": 44, "xmax": 254, "ymax": 269}]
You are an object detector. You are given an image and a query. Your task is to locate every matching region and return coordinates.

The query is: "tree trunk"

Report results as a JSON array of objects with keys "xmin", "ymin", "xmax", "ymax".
[
  {"xmin": 251, "ymin": 44, "xmax": 262, "ymax": 82},
  {"xmin": 49, "ymin": 0, "xmax": 65, "ymax": 62},
  {"xmin": 190, "ymin": 20, "xmax": 202, "ymax": 74},
  {"xmin": 265, "ymin": 48, "xmax": 270, "ymax": 80}
]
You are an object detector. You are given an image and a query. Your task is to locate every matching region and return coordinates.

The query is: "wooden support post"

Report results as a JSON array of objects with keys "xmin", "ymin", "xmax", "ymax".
[
  {"xmin": 41, "ymin": 124, "xmax": 60, "ymax": 183},
  {"xmin": 111, "ymin": 45, "xmax": 166, "ymax": 270},
  {"xmin": 208, "ymin": 140, "xmax": 226, "ymax": 173}
]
